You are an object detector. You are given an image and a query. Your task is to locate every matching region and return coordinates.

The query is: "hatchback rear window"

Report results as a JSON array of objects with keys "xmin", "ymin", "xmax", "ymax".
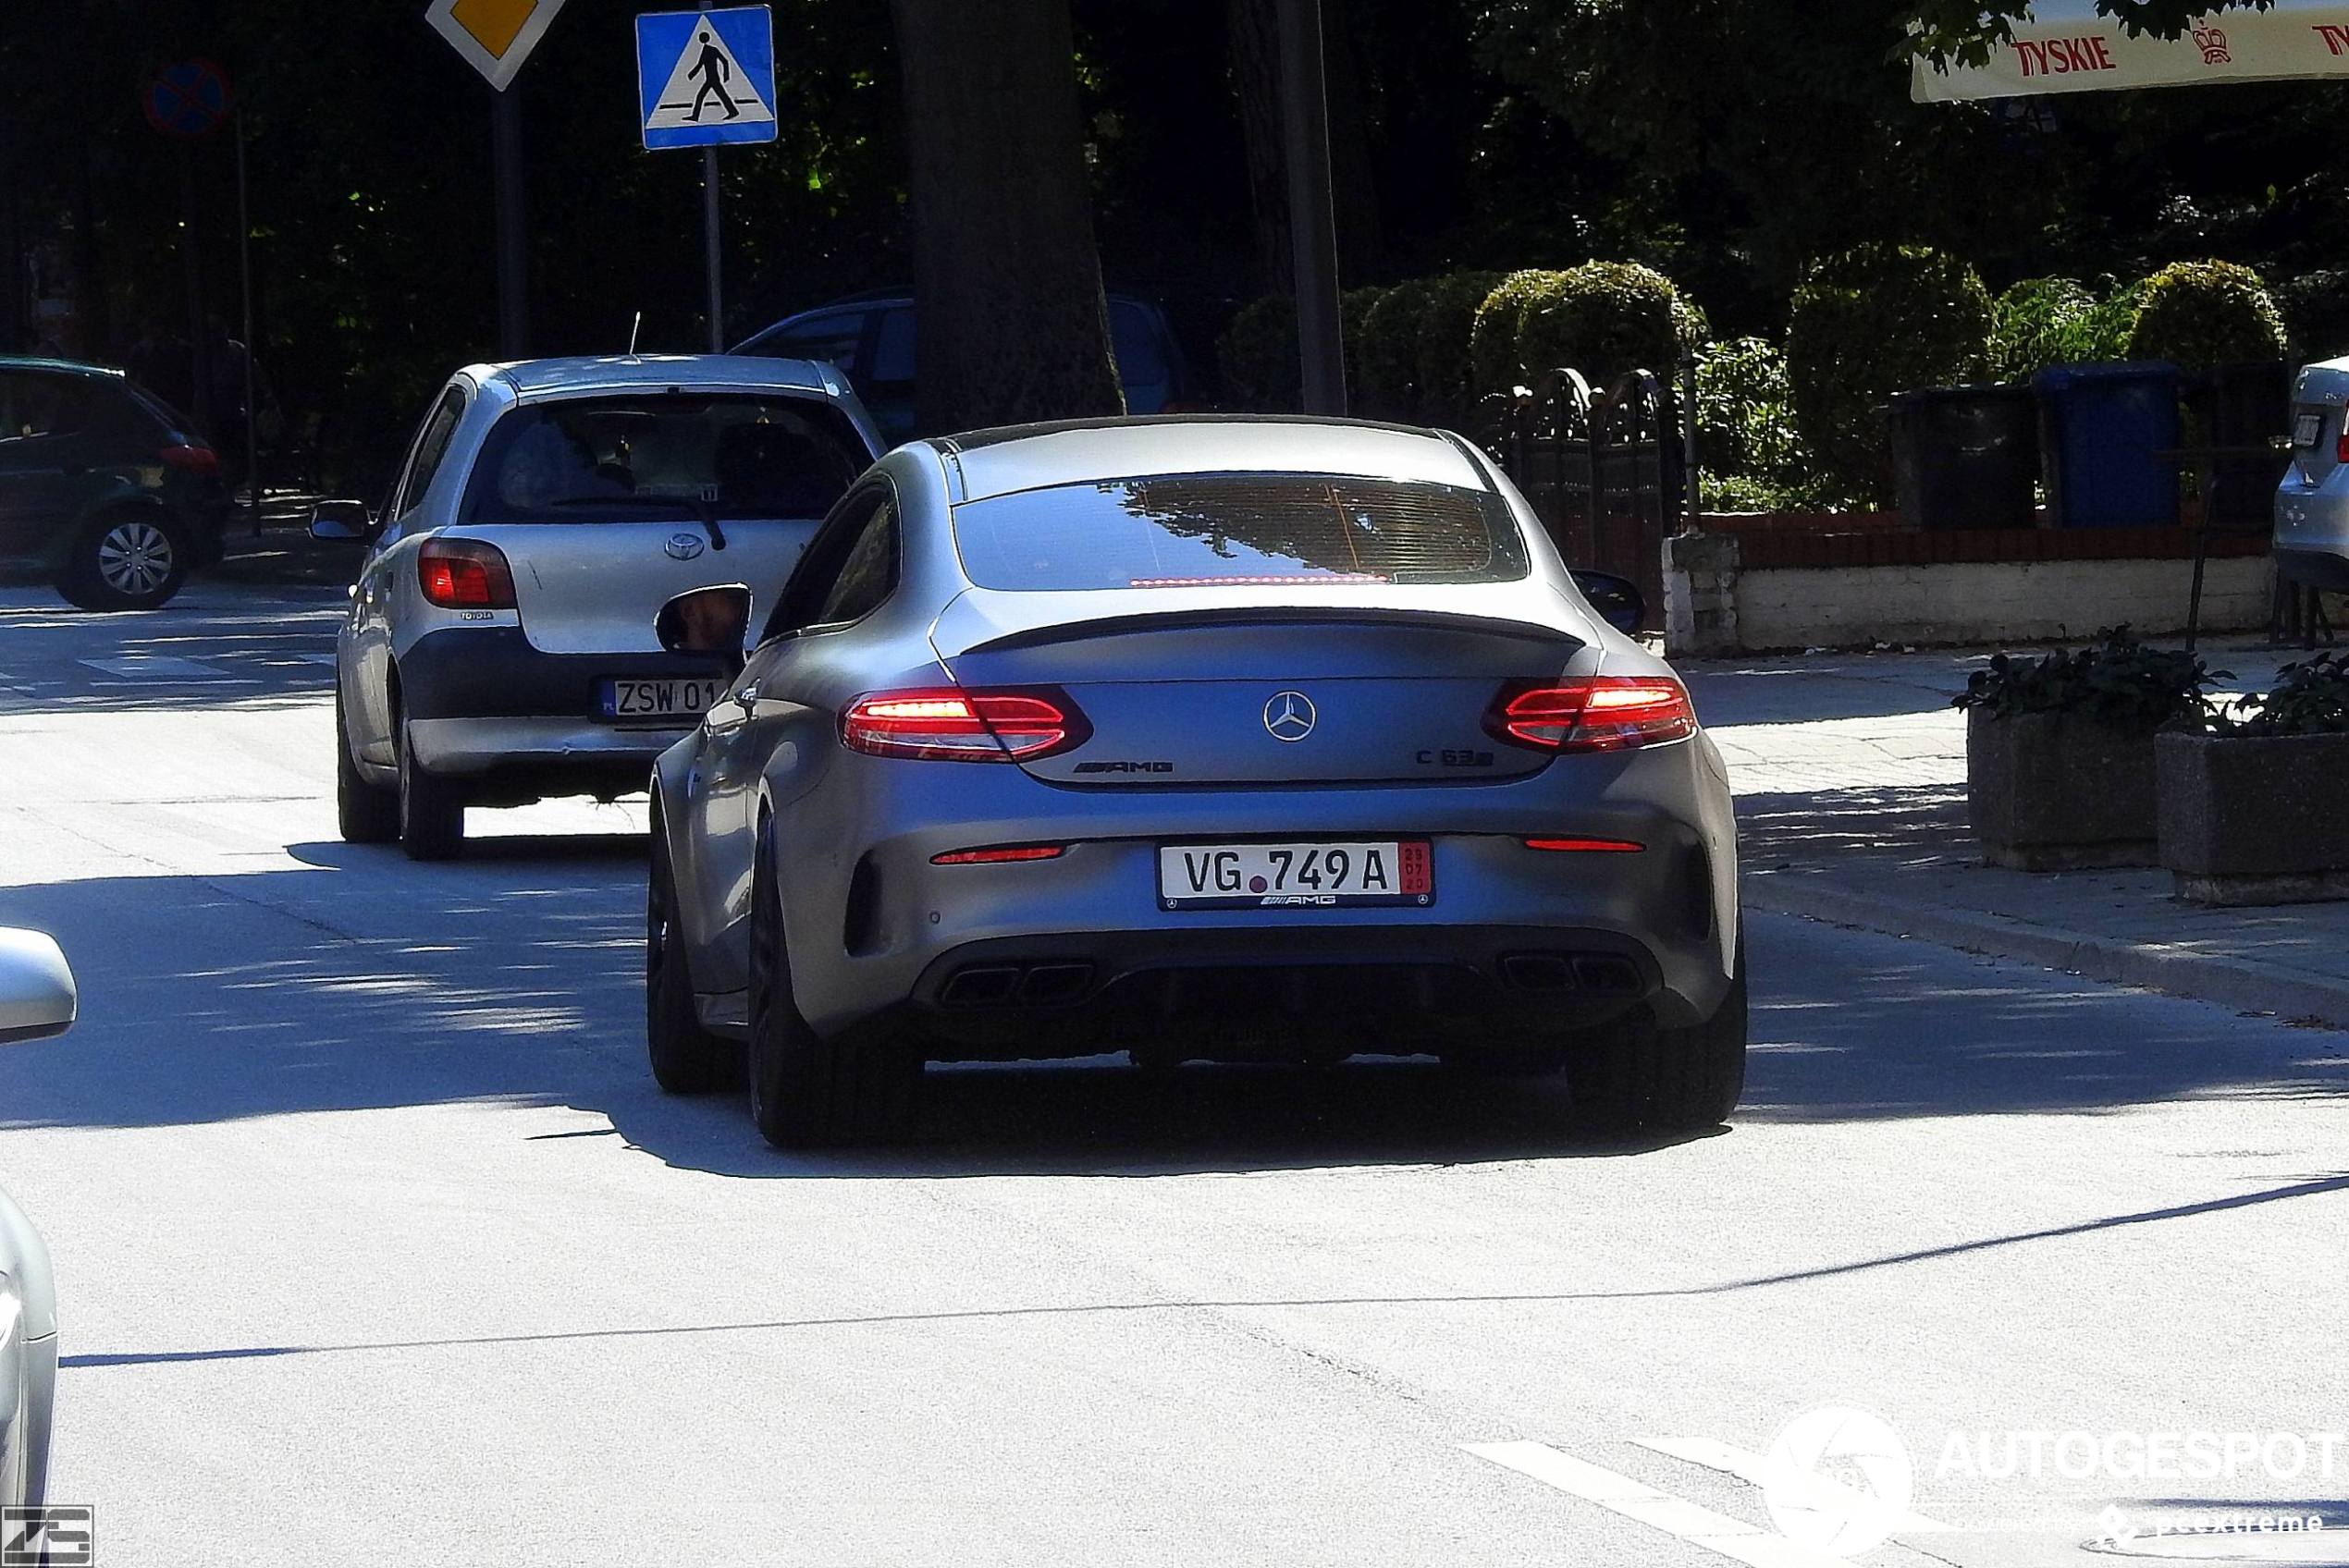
[
  {"xmin": 951, "ymin": 473, "xmax": 1529, "ymax": 591},
  {"xmin": 467, "ymin": 395, "xmax": 867, "ymax": 524}
]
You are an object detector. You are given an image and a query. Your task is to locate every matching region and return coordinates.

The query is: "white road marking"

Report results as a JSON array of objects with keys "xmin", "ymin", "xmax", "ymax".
[
  {"xmin": 80, "ymin": 655, "xmax": 228, "ymax": 680},
  {"xmin": 1461, "ymin": 1440, "xmax": 1860, "ymax": 1568},
  {"xmin": 1633, "ymin": 1436, "xmax": 1955, "ymax": 1535}
]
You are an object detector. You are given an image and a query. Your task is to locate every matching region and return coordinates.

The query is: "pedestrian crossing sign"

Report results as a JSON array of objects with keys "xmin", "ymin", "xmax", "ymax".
[{"xmin": 635, "ymin": 6, "xmax": 778, "ymax": 150}]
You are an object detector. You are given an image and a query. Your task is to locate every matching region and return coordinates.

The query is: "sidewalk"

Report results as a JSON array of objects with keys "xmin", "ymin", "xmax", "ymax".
[{"xmin": 1688, "ymin": 640, "xmax": 2349, "ymax": 1029}]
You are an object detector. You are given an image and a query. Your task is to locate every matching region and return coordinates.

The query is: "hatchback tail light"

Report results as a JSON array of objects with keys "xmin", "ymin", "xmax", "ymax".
[
  {"xmin": 158, "ymin": 443, "xmax": 218, "ymax": 473},
  {"xmin": 2335, "ymin": 423, "xmax": 2349, "ymax": 466},
  {"xmin": 842, "ymin": 689, "xmax": 1088, "ymax": 762},
  {"xmin": 1488, "ymin": 677, "xmax": 1696, "ymax": 753},
  {"xmin": 418, "ymin": 538, "xmax": 518, "ymax": 610}
]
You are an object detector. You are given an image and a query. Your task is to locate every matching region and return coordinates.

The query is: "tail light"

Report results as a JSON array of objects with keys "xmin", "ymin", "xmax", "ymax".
[
  {"xmin": 842, "ymin": 688, "xmax": 1088, "ymax": 762},
  {"xmin": 2336, "ymin": 423, "xmax": 2349, "ymax": 466},
  {"xmin": 1488, "ymin": 677, "xmax": 1696, "ymax": 753},
  {"xmin": 418, "ymin": 538, "xmax": 518, "ymax": 610},
  {"xmin": 158, "ymin": 443, "xmax": 217, "ymax": 473},
  {"xmin": 931, "ymin": 844, "xmax": 1066, "ymax": 865}
]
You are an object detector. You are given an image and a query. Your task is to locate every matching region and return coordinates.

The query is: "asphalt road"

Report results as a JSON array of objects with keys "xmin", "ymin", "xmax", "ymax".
[{"xmin": 1, "ymin": 578, "xmax": 2345, "ymax": 1568}]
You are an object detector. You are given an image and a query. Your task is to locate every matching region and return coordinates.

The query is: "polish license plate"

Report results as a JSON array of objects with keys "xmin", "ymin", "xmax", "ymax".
[
  {"xmin": 2295, "ymin": 411, "xmax": 2323, "ymax": 448},
  {"xmin": 598, "ymin": 677, "xmax": 725, "ymax": 723},
  {"xmin": 1158, "ymin": 840, "xmax": 1433, "ymax": 911}
]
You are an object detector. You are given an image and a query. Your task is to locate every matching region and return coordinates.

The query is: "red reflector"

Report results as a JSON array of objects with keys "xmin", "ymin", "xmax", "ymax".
[
  {"xmin": 930, "ymin": 844, "xmax": 1066, "ymax": 865},
  {"xmin": 158, "ymin": 443, "xmax": 217, "ymax": 473},
  {"xmin": 842, "ymin": 688, "xmax": 1087, "ymax": 762},
  {"xmin": 417, "ymin": 538, "xmax": 518, "ymax": 610},
  {"xmin": 1487, "ymin": 677, "xmax": 1696, "ymax": 753},
  {"xmin": 1524, "ymin": 838, "xmax": 1646, "ymax": 853}
]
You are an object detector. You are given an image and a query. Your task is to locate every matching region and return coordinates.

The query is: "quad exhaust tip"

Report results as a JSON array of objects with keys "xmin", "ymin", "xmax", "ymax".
[{"xmin": 939, "ymin": 962, "xmax": 1096, "ymax": 1010}]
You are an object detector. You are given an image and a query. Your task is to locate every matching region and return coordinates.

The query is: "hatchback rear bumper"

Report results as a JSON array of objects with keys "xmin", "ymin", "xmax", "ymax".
[{"xmin": 399, "ymin": 626, "xmax": 735, "ymax": 722}]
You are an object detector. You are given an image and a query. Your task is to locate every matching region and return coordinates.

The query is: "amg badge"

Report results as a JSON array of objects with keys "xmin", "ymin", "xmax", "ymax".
[{"xmin": 1074, "ymin": 760, "xmax": 1175, "ymax": 775}]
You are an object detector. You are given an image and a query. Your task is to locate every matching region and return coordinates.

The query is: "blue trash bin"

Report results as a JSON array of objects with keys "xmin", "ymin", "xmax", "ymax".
[{"xmin": 2034, "ymin": 362, "xmax": 2181, "ymax": 529}]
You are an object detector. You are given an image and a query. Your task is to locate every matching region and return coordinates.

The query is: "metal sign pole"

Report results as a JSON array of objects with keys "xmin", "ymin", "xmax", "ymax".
[
  {"xmin": 235, "ymin": 107, "xmax": 261, "ymax": 531},
  {"xmin": 703, "ymin": 147, "xmax": 723, "ymax": 351},
  {"xmin": 177, "ymin": 141, "xmax": 214, "ymax": 439},
  {"xmin": 492, "ymin": 85, "xmax": 529, "ymax": 357},
  {"xmin": 1277, "ymin": 0, "xmax": 1345, "ymax": 416}
]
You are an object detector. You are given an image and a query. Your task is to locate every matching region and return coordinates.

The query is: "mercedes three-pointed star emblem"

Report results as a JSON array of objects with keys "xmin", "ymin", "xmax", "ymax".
[{"xmin": 1263, "ymin": 690, "xmax": 1317, "ymax": 742}]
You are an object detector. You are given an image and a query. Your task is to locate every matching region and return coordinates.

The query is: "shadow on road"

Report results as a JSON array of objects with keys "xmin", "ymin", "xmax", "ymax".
[{"xmin": 0, "ymin": 838, "xmax": 2344, "ymax": 1178}]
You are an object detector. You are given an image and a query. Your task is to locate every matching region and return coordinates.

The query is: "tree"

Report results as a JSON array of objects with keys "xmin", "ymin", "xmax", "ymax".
[{"xmin": 886, "ymin": 0, "xmax": 1124, "ymax": 434}]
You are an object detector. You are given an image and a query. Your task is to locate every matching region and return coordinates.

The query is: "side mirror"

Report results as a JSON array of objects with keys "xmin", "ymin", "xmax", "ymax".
[
  {"xmin": 309, "ymin": 499, "xmax": 374, "ymax": 543},
  {"xmin": 0, "ymin": 930, "xmax": 76, "ymax": 1046},
  {"xmin": 1570, "ymin": 570, "xmax": 1646, "ymax": 637},
  {"xmin": 657, "ymin": 584, "xmax": 754, "ymax": 667}
]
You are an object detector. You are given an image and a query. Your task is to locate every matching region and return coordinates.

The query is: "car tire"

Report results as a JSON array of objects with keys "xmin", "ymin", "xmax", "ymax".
[
  {"xmin": 397, "ymin": 716, "xmax": 465, "ymax": 862},
  {"xmin": 746, "ymin": 815, "xmax": 919, "ymax": 1149},
  {"xmin": 1568, "ymin": 941, "xmax": 1747, "ymax": 1135},
  {"xmin": 646, "ymin": 820, "xmax": 742, "ymax": 1094},
  {"xmin": 335, "ymin": 683, "xmax": 400, "ymax": 845},
  {"xmin": 56, "ymin": 510, "xmax": 190, "ymax": 611}
]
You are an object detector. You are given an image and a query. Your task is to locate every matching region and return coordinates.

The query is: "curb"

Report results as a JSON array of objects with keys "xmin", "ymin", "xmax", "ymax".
[{"xmin": 1744, "ymin": 873, "xmax": 2349, "ymax": 1029}]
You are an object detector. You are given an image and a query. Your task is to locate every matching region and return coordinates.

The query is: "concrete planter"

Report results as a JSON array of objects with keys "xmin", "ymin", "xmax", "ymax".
[
  {"xmin": 2156, "ymin": 729, "xmax": 2349, "ymax": 905},
  {"xmin": 1966, "ymin": 709, "xmax": 2158, "ymax": 870}
]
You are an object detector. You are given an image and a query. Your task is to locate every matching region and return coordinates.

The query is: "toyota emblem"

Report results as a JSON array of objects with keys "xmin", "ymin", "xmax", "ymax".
[
  {"xmin": 666, "ymin": 533, "xmax": 707, "ymax": 561},
  {"xmin": 1263, "ymin": 691, "xmax": 1317, "ymax": 742}
]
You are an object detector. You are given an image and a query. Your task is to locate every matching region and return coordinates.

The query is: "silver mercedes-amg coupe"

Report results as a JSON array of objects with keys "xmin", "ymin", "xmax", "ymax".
[{"xmin": 646, "ymin": 416, "xmax": 1744, "ymax": 1148}]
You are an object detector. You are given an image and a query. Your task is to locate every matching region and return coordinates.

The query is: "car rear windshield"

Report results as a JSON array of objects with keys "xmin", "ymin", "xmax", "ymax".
[
  {"xmin": 951, "ymin": 473, "xmax": 1529, "ymax": 591},
  {"xmin": 467, "ymin": 395, "xmax": 867, "ymax": 524}
]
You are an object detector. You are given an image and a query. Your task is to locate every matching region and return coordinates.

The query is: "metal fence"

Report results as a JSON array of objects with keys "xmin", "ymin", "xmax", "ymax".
[{"xmin": 1479, "ymin": 369, "xmax": 1682, "ymax": 630}]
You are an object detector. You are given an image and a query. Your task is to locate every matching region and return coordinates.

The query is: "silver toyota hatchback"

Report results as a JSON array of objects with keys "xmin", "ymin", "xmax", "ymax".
[
  {"xmin": 645, "ymin": 416, "xmax": 1745, "ymax": 1149},
  {"xmin": 2276, "ymin": 355, "xmax": 2349, "ymax": 590},
  {"xmin": 321, "ymin": 355, "xmax": 881, "ymax": 858}
]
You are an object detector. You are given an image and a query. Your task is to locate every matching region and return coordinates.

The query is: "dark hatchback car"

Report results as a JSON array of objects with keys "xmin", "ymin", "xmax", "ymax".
[
  {"xmin": 734, "ymin": 288, "xmax": 1223, "ymax": 447},
  {"xmin": 0, "ymin": 357, "xmax": 226, "ymax": 610}
]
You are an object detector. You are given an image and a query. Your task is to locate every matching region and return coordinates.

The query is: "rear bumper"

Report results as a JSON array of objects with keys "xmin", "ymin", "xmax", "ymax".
[
  {"xmin": 407, "ymin": 716, "xmax": 685, "ymax": 796},
  {"xmin": 398, "ymin": 626, "xmax": 735, "ymax": 722}
]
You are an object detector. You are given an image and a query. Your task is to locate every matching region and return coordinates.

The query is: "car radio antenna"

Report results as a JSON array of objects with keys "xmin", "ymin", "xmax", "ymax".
[{"xmin": 626, "ymin": 311, "xmax": 643, "ymax": 360}]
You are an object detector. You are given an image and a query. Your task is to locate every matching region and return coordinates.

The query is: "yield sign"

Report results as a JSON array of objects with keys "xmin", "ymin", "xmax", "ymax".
[{"xmin": 425, "ymin": 0, "xmax": 569, "ymax": 92}]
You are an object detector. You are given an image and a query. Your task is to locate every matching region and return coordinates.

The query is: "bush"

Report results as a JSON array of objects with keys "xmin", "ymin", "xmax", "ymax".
[
  {"xmin": 1515, "ymin": 262, "xmax": 1708, "ymax": 389},
  {"xmin": 1952, "ymin": 627, "xmax": 2220, "ymax": 735},
  {"xmin": 2125, "ymin": 260, "xmax": 2288, "ymax": 370},
  {"xmin": 2275, "ymin": 269, "xmax": 2349, "ymax": 361},
  {"xmin": 1989, "ymin": 278, "xmax": 2099, "ymax": 383},
  {"xmin": 1340, "ymin": 285, "xmax": 1387, "ymax": 407},
  {"xmin": 1469, "ymin": 269, "xmax": 1569, "ymax": 397},
  {"xmin": 2208, "ymin": 652, "xmax": 2349, "ymax": 736},
  {"xmin": 1217, "ymin": 294, "xmax": 1299, "ymax": 412},
  {"xmin": 1415, "ymin": 270, "xmax": 1505, "ymax": 421},
  {"xmin": 1787, "ymin": 242, "xmax": 1993, "ymax": 501},
  {"xmin": 1693, "ymin": 337, "xmax": 1833, "ymax": 510},
  {"xmin": 1356, "ymin": 278, "xmax": 1437, "ymax": 420}
]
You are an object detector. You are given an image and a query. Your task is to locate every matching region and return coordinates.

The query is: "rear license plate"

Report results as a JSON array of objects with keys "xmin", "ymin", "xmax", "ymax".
[
  {"xmin": 2296, "ymin": 411, "xmax": 2324, "ymax": 448},
  {"xmin": 598, "ymin": 677, "xmax": 725, "ymax": 723},
  {"xmin": 1158, "ymin": 840, "xmax": 1433, "ymax": 911}
]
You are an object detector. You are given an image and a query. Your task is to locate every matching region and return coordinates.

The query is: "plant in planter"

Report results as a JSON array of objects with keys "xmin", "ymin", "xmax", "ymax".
[
  {"xmin": 1954, "ymin": 629, "xmax": 2219, "ymax": 871},
  {"xmin": 2158, "ymin": 653, "xmax": 2349, "ymax": 905}
]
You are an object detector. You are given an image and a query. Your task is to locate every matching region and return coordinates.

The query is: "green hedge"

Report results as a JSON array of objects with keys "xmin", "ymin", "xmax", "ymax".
[
  {"xmin": 1694, "ymin": 336, "xmax": 1827, "ymax": 509},
  {"xmin": 1469, "ymin": 269, "xmax": 1570, "ymax": 397},
  {"xmin": 1516, "ymin": 262, "xmax": 1708, "ymax": 388},
  {"xmin": 1216, "ymin": 294, "xmax": 1299, "ymax": 412},
  {"xmin": 1356, "ymin": 278, "xmax": 1437, "ymax": 419},
  {"xmin": 1415, "ymin": 270, "xmax": 1506, "ymax": 422},
  {"xmin": 2125, "ymin": 260, "xmax": 2287, "ymax": 370},
  {"xmin": 1988, "ymin": 277, "xmax": 2098, "ymax": 383},
  {"xmin": 1787, "ymin": 242, "xmax": 1993, "ymax": 501}
]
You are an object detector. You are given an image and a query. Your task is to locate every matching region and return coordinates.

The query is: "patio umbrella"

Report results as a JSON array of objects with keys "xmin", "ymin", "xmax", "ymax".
[{"xmin": 1913, "ymin": 0, "xmax": 2349, "ymax": 101}]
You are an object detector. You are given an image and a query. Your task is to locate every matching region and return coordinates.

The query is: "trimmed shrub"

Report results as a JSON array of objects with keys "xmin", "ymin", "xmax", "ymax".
[
  {"xmin": 1516, "ymin": 262, "xmax": 1708, "ymax": 389},
  {"xmin": 1217, "ymin": 294, "xmax": 1299, "ymax": 412},
  {"xmin": 1988, "ymin": 277, "xmax": 2099, "ymax": 383},
  {"xmin": 1416, "ymin": 270, "xmax": 1506, "ymax": 421},
  {"xmin": 1470, "ymin": 269, "xmax": 1569, "ymax": 397},
  {"xmin": 1340, "ymin": 285, "xmax": 1387, "ymax": 405},
  {"xmin": 1787, "ymin": 242, "xmax": 1993, "ymax": 501},
  {"xmin": 2276, "ymin": 269, "xmax": 2349, "ymax": 361},
  {"xmin": 2126, "ymin": 260, "xmax": 2288, "ymax": 370},
  {"xmin": 1357, "ymin": 278, "xmax": 1437, "ymax": 420},
  {"xmin": 1693, "ymin": 336, "xmax": 1826, "ymax": 509}
]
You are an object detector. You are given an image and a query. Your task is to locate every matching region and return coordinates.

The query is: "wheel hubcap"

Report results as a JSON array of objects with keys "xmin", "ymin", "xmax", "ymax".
[{"xmin": 96, "ymin": 521, "xmax": 174, "ymax": 595}]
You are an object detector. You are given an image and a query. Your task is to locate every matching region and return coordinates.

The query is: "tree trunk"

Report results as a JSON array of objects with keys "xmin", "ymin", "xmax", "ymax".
[
  {"xmin": 1225, "ymin": 0, "xmax": 1381, "ymax": 295},
  {"xmin": 887, "ymin": 0, "xmax": 1124, "ymax": 435}
]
